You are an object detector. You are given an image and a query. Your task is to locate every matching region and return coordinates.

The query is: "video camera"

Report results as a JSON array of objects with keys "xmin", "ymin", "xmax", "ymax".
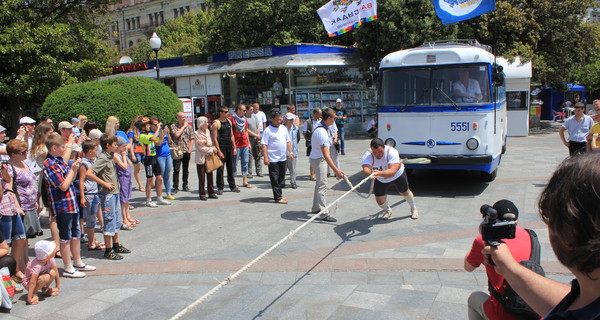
[{"xmin": 479, "ymin": 204, "xmax": 516, "ymax": 246}]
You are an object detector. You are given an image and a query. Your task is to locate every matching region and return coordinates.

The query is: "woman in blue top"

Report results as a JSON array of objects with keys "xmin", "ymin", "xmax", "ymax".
[{"xmin": 151, "ymin": 117, "xmax": 175, "ymax": 200}]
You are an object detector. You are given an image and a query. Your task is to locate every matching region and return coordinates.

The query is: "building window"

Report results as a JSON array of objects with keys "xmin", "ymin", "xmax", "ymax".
[
  {"xmin": 159, "ymin": 11, "xmax": 164, "ymax": 24},
  {"xmin": 173, "ymin": 8, "xmax": 178, "ymax": 18},
  {"xmin": 185, "ymin": 6, "xmax": 190, "ymax": 12},
  {"xmin": 129, "ymin": 40, "xmax": 134, "ymax": 48},
  {"xmin": 126, "ymin": 19, "xmax": 130, "ymax": 30},
  {"xmin": 136, "ymin": 16, "xmax": 140, "ymax": 29},
  {"xmin": 148, "ymin": 14, "xmax": 153, "ymax": 26}
]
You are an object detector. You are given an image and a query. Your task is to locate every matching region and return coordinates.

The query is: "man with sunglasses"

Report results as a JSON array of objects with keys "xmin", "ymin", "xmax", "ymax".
[
  {"xmin": 559, "ymin": 102, "xmax": 594, "ymax": 155},
  {"xmin": 211, "ymin": 106, "xmax": 239, "ymax": 195}
]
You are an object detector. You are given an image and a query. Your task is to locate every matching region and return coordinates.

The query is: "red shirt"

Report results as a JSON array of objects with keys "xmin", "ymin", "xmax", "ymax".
[
  {"xmin": 465, "ymin": 227, "xmax": 533, "ymax": 320},
  {"xmin": 228, "ymin": 116, "xmax": 249, "ymax": 148}
]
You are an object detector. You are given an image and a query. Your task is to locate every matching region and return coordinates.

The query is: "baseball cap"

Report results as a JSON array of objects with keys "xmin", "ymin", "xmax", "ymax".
[
  {"xmin": 35, "ymin": 240, "xmax": 56, "ymax": 260},
  {"xmin": 283, "ymin": 112, "xmax": 296, "ymax": 120},
  {"xmin": 117, "ymin": 136, "xmax": 128, "ymax": 146},
  {"xmin": 58, "ymin": 121, "xmax": 73, "ymax": 130},
  {"xmin": 493, "ymin": 199, "xmax": 519, "ymax": 220},
  {"xmin": 19, "ymin": 116, "xmax": 36, "ymax": 125},
  {"xmin": 336, "ymin": 98, "xmax": 342, "ymax": 103},
  {"xmin": 71, "ymin": 143, "xmax": 82, "ymax": 153},
  {"xmin": 0, "ymin": 125, "xmax": 6, "ymax": 133},
  {"xmin": 71, "ymin": 117, "xmax": 80, "ymax": 122},
  {"xmin": 89, "ymin": 129, "xmax": 103, "ymax": 139}
]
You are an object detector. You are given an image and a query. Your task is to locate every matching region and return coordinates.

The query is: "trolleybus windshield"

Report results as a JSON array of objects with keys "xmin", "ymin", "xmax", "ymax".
[{"xmin": 381, "ymin": 64, "xmax": 491, "ymax": 107}]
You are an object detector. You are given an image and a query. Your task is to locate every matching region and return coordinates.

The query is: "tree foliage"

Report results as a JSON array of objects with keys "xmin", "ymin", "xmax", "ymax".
[
  {"xmin": 0, "ymin": 0, "xmax": 115, "ymax": 130},
  {"xmin": 41, "ymin": 77, "xmax": 181, "ymax": 131}
]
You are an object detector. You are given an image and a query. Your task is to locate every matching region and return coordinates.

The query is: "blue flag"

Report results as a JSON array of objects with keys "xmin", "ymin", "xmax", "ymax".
[{"xmin": 431, "ymin": 0, "xmax": 496, "ymax": 24}]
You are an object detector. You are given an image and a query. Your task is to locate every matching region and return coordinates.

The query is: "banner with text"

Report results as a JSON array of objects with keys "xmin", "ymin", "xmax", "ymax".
[
  {"xmin": 317, "ymin": 0, "xmax": 378, "ymax": 37},
  {"xmin": 431, "ymin": 0, "xmax": 495, "ymax": 24}
]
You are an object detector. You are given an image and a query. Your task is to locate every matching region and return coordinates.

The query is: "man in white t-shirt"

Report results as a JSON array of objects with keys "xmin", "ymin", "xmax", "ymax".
[
  {"xmin": 261, "ymin": 110, "xmax": 292, "ymax": 204},
  {"xmin": 361, "ymin": 138, "xmax": 419, "ymax": 220},
  {"xmin": 310, "ymin": 108, "xmax": 344, "ymax": 222},
  {"xmin": 253, "ymin": 103, "xmax": 267, "ymax": 135}
]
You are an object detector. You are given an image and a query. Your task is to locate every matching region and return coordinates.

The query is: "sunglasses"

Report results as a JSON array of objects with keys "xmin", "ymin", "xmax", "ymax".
[{"xmin": 220, "ymin": 110, "xmax": 229, "ymax": 113}]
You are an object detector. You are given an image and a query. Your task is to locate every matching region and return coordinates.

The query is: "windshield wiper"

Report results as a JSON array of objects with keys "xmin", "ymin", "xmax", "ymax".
[
  {"xmin": 402, "ymin": 88, "xmax": 429, "ymax": 111},
  {"xmin": 435, "ymin": 87, "xmax": 460, "ymax": 111}
]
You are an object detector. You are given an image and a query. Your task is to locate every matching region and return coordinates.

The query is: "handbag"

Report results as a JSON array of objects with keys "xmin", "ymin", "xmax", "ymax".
[
  {"xmin": 171, "ymin": 145, "xmax": 184, "ymax": 160},
  {"xmin": 205, "ymin": 152, "xmax": 223, "ymax": 173}
]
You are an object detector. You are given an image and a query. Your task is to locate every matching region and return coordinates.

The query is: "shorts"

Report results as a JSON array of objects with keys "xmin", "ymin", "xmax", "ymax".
[
  {"xmin": 99, "ymin": 193, "xmax": 122, "ymax": 236},
  {"xmin": 0, "ymin": 215, "xmax": 26, "ymax": 243},
  {"xmin": 373, "ymin": 171, "xmax": 409, "ymax": 196},
  {"xmin": 144, "ymin": 155, "xmax": 162, "ymax": 178},
  {"xmin": 134, "ymin": 152, "xmax": 144, "ymax": 164},
  {"xmin": 56, "ymin": 212, "xmax": 81, "ymax": 241},
  {"xmin": 81, "ymin": 194, "xmax": 99, "ymax": 229}
]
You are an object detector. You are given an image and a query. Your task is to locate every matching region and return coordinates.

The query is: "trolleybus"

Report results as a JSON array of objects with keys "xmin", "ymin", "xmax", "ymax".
[{"xmin": 378, "ymin": 40, "xmax": 506, "ymax": 181}]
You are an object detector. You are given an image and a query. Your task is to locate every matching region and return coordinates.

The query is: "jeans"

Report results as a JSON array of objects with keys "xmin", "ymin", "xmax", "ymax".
[
  {"xmin": 267, "ymin": 160, "xmax": 287, "ymax": 201},
  {"xmin": 56, "ymin": 212, "xmax": 81, "ymax": 241},
  {"xmin": 0, "ymin": 215, "xmax": 26, "ymax": 243},
  {"xmin": 172, "ymin": 152, "xmax": 191, "ymax": 189},
  {"xmin": 234, "ymin": 146, "xmax": 249, "ymax": 176},
  {"xmin": 216, "ymin": 144, "xmax": 236, "ymax": 191},
  {"xmin": 82, "ymin": 194, "xmax": 100, "ymax": 229},
  {"xmin": 157, "ymin": 154, "xmax": 173, "ymax": 195},
  {"xmin": 99, "ymin": 193, "xmax": 122, "ymax": 237}
]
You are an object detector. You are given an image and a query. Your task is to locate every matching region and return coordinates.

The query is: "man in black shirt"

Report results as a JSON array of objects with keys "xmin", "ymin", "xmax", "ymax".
[{"xmin": 211, "ymin": 107, "xmax": 240, "ymax": 194}]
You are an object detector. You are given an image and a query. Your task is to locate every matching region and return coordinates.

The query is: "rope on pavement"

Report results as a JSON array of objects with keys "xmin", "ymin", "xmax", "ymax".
[{"xmin": 169, "ymin": 173, "xmax": 376, "ymax": 320}]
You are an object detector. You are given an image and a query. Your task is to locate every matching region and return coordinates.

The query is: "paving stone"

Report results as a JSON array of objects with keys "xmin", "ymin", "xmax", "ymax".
[{"xmin": 342, "ymin": 290, "xmax": 391, "ymax": 310}]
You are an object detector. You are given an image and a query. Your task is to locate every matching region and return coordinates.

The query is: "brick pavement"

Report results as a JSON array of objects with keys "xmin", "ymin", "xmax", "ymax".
[{"xmin": 5, "ymin": 121, "xmax": 574, "ymax": 319}]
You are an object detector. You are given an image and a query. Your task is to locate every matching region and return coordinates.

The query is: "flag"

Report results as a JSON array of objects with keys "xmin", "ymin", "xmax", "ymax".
[
  {"xmin": 431, "ymin": 0, "xmax": 496, "ymax": 24},
  {"xmin": 317, "ymin": 0, "xmax": 378, "ymax": 37}
]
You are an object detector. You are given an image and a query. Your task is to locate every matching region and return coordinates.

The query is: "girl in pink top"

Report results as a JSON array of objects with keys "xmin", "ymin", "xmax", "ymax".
[{"xmin": 24, "ymin": 240, "xmax": 59, "ymax": 305}]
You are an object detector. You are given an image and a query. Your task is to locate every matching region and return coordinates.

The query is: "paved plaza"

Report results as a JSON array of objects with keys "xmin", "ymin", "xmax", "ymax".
[{"xmin": 5, "ymin": 122, "xmax": 574, "ymax": 320}]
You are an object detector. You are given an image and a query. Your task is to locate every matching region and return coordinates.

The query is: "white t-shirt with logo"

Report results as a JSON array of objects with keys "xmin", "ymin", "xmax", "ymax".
[{"xmin": 361, "ymin": 146, "xmax": 404, "ymax": 183}]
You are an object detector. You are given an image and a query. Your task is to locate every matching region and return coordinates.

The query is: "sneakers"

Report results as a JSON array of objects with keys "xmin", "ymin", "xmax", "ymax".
[
  {"xmin": 165, "ymin": 195, "xmax": 176, "ymax": 200},
  {"xmin": 183, "ymin": 186, "xmax": 190, "ymax": 192},
  {"xmin": 157, "ymin": 198, "xmax": 172, "ymax": 205},
  {"xmin": 216, "ymin": 189, "xmax": 223, "ymax": 195},
  {"xmin": 382, "ymin": 209, "xmax": 393, "ymax": 220},
  {"xmin": 80, "ymin": 234, "xmax": 89, "ymax": 244},
  {"xmin": 74, "ymin": 264, "xmax": 96, "ymax": 271},
  {"xmin": 63, "ymin": 269, "xmax": 86, "ymax": 278},
  {"xmin": 115, "ymin": 244, "xmax": 131, "ymax": 254},
  {"xmin": 146, "ymin": 201, "xmax": 158, "ymax": 208},
  {"xmin": 291, "ymin": 184, "xmax": 298, "ymax": 189},
  {"xmin": 257, "ymin": 173, "xmax": 264, "ymax": 177},
  {"xmin": 103, "ymin": 250, "xmax": 123, "ymax": 260},
  {"xmin": 232, "ymin": 187, "xmax": 240, "ymax": 193},
  {"xmin": 411, "ymin": 208, "xmax": 420, "ymax": 219},
  {"xmin": 172, "ymin": 188, "xmax": 179, "ymax": 194},
  {"xmin": 320, "ymin": 216, "xmax": 337, "ymax": 222}
]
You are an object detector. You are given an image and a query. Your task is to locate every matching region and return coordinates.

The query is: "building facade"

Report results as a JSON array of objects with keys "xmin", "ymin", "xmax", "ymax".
[{"xmin": 107, "ymin": 0, "xmax": 206, "ymax": 52}]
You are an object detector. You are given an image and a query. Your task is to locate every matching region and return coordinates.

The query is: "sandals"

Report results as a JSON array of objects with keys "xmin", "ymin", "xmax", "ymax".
[
  {"xmin": 88, "ymin": 241, "xmax": 106, "ymax": 251},
  {"xmin": 243, "ymin": 184, "xmax": 253, "ymax": 188},
  {"xmin": 42, "ymin": 287, "xmax": 59, "ymax": 297},
  {"xmin": 139, "ymin": 187, "xmax": 145, "ymax": 192}
]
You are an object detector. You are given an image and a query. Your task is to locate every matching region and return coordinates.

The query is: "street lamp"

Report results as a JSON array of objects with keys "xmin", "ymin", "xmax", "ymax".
[{"xmin": 149, "ymin": 32, "xmax": 162, "ymax": 81}]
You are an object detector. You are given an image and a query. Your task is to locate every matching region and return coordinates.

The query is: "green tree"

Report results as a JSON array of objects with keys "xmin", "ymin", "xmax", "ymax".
[
  {"xmin": 41, "ymin": 77, "xmax": 181, "ymax": 130},
  {"xmin": 0, "ymin": 0, "xmax": 115, "ymax": 132}
]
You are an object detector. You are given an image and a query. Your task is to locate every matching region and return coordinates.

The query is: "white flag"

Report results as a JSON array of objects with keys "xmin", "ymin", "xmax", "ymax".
[{"xmin": 317, "ymin": 0, "xmax": 378, "ymax": 37}]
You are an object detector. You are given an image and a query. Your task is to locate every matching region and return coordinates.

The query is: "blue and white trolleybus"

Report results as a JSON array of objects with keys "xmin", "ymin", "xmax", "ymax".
[{"xmin": 378, "ymin": 40, "xmax": 506, "ymax": 181}]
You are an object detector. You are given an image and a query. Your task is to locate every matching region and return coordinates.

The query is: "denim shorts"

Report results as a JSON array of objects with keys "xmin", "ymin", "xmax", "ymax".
[
  {"xmin": 56, "ymin": 212, "xmax": 81, "ymax": 241},
  {"xmin": 134, "ymin": 152, "xmax": 145, "ymax": 164},
  {"xmin": 99, "ymin": 193, "xmax": 122, "ymax": 236},
  {"xmin": 82, "ymin": 194, "xmax": 99, "ymax": 229},
  {"xmin": 0, "ymin": 214, "xmax": 26, "ymax": 243}
]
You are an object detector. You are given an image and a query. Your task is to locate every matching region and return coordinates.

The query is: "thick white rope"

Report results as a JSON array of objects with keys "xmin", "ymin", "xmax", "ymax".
[{"xmin": 169, "ymin": 172, "xmax": 376, "ymax": 320}]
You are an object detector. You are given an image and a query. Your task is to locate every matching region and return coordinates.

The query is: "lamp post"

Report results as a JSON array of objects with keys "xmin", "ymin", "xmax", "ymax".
[{"xmin": 149, "ymin": 32, "xmax": 162, "ymax": 81}]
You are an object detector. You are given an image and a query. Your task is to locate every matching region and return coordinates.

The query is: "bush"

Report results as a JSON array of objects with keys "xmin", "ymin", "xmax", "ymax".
[{"xmin": 41, "ymin": 77, "xmax": 181, "ymax": 131}]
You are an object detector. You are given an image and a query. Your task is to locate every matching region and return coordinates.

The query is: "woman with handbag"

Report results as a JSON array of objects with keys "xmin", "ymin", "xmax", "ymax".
[{"xmin": 194, "ymin": 117, "xmax": 219, "ymax": 201}]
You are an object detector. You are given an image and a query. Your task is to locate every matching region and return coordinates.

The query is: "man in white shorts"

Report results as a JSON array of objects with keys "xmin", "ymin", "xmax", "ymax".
[{"xmin": 361, "ymin": 138, "xmax": 419, "ymax": 220}]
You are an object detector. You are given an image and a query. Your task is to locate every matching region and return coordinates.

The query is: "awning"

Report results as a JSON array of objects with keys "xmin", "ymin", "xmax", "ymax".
[{"xmin": 101, "ymin": 53, "xmax": 360, "ymax": 80}]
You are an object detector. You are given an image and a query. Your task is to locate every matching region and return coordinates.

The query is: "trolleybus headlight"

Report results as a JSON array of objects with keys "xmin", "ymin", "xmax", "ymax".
[
  {"xmin": 466, "ymin": 138, "xmax": 479, "ymax": 150},
  {"xmin": 384, "ymin": 138, "xmax": 396, "ymax": 147}
]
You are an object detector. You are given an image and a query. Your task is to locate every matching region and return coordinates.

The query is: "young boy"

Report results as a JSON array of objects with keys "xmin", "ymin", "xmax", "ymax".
[
  {"xmin": 24, "ymin": 240, "xmax": 59, "ymax": 305},
  {"xmin": 43, "ymin": 134, "xmax": 95, "ymax": 278},
  {"xmin": 78, "ymin": 140, "xmax": 104, "ymax": 251},
  {"xmin": 87, "ymin": 133, "xmax": 131, "ymax": 260}
]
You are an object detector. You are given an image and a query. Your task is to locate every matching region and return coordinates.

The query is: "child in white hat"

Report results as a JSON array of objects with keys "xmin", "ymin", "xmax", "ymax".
[{"xmin": 24, "ymin": 240, "xmax": 60, "ymax": 305}]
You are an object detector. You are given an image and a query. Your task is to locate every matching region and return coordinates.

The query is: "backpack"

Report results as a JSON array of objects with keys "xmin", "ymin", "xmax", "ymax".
[{"xmin": 489, "ymin": 229, "xmax": 545, "ymax": 320}]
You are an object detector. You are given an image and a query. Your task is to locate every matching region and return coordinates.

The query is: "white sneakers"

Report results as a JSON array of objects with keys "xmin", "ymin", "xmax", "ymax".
[
  {"xmin": 63, "ymin": 270, "xmax": 86, "ymax": 278},
  {"xmin": 146, "ymin": 201, "xmax": 158, "ymax": 208},
  {"xmin": 382, "ymin": 209, "xmax": 393, "ymax": 220},
  {"xmin": 411, "ymin": 208, "xmax": 420, "ymax": 219},
  {"xmin": 157, "ymin": 198, "xmax": 172, "ymax": 205}
]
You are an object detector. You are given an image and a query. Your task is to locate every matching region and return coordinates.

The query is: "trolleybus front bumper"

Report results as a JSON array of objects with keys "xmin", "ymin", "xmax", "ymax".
[{"xmin": 403, "ymin": 154, "xmax": 493, "ymax": 166}]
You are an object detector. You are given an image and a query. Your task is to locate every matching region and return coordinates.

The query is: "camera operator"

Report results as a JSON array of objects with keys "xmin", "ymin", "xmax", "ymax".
[
  {"xmin": 483, "ymin": 154, "xmax": 600, "ymax": 319},
  {"xmin": 464, "ymin": 199, "xmax": 533, "ymax": 320}
]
